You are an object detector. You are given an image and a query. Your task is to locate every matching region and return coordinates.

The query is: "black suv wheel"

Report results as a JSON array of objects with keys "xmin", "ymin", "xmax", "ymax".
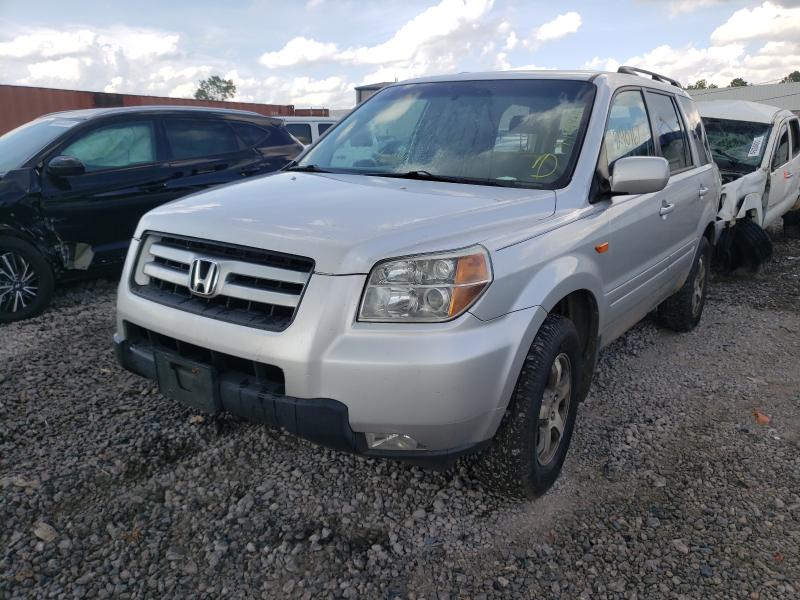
[{"xmin": 0, "ymin": 237, "xmax": 55, "ymax": 323}]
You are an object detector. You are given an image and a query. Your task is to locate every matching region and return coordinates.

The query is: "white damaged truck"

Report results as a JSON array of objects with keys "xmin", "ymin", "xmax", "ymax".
[{"xmin": 699, "ymin": 100, "xmax": 800, "ymax": 270}]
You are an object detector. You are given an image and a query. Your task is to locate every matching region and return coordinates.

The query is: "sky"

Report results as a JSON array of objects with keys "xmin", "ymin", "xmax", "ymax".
[{"xmin": 0, "ymin": 0, "xmax": 798, "ymax": 109}]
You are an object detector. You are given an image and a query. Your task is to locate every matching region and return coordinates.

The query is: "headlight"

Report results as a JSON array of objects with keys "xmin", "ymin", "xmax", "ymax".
[{"xmin": 358, "ymin": 246, "xmax": 492, "ymax": 322}]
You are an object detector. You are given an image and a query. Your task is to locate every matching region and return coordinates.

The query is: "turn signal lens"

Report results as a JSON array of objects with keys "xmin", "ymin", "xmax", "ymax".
[{"xmin": 358, "ymin": 246, "xmax": 492, "ymax": 322}]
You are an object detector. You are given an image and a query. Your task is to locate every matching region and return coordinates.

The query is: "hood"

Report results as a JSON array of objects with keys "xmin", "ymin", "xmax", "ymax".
[{"xmin": 136, "ymin": 172, "xmax": 556, "ymax": 274}]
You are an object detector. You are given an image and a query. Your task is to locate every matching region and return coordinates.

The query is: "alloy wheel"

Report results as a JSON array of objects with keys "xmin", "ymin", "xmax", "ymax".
[
  {"xmin": 537, "ymin": 352, "xmax": 572, "ymax": 466},
  {"xmin": 0, "ymin": 251, "xmax": 40, "ymax": 314}
]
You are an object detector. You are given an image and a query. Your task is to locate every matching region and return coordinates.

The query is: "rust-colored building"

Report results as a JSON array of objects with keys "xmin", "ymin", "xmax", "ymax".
[{"xmin": 0, "ymin": 84, "xmax": 329, "ymax": 135}]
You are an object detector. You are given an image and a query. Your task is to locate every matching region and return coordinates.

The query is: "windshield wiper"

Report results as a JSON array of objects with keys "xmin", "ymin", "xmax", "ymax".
[
  {"xmin": 713, "ymin": 149, "xmax": 749, "ymax": 168},
  {"xmin": 365, "ymin": 170, "xmax": 511, "ymax": 187},
  {"xmin": 285, "ymin": 163, "xmax": 332, "ymax": 173}
]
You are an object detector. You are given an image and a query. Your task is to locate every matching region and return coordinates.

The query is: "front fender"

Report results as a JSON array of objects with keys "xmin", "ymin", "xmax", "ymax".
[{"xmin": 736, "ymin": 192, "xmax": 764, "ymax": 223}]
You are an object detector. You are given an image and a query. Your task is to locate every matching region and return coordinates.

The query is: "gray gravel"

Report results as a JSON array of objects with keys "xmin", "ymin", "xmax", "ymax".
[{"xmin": 2, "ymin": 229, "xmax": 799, "ymax": 599}]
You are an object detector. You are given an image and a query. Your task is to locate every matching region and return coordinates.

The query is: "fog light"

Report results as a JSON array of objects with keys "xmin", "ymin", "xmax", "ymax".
[{"xmin": 365, "ymin": 433, "xmax": 426, "ymax": 451}]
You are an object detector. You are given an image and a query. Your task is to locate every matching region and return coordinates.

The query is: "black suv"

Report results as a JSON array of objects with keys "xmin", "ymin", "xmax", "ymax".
[{"xmin": 0, "ymin": 106, "xmax": 303, "ymax": 322}]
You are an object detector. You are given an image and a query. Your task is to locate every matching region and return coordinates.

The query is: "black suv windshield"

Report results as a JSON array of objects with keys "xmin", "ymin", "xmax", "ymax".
[
  {"xmin": 298, "ymin": 79, "xmax": 596, "ymax": 189},
  {"xmin": 0, "ymin": 117, "xmax": 80, "ymax": 175},
  {"xmin": 702, "ymin": 117, "xmax": 771, "ymax": 174}
]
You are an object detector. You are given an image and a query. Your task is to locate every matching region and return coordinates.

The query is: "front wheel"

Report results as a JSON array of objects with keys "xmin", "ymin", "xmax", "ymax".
[
  {"xmin": 657, "ymin": 236, "xmax": 711, "ymax": 332},
  {"xmin": 476, "ymin": 314, "xmax": 582, "ymax": 498},
  {"xmin": 0, "ymin": 237, "xmax": 55, "ymax": 323}
]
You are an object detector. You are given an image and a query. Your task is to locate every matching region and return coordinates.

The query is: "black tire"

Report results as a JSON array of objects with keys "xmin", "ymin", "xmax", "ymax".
[
  {"xmin": 657, "ymin": 236, "xmax": 710, "ymax": 332},
  {"xmin": 784, "ymin": 210, "xmax": 800, "ymax": 240},
  {"xmin": 0, "ymin": 237, "xmax": 55, "ymax": 323},
  {"xmin": 730, "ymin": 218, "xmax": 772, "ymax": 272},
  {"xmin": 476, "ymin": 314, "xmax": 582, "ymax": 498}
]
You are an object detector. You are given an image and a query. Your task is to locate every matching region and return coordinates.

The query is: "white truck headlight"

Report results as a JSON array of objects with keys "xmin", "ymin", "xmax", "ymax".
[{"xmin": 358, "ymin": 246, "xmax": 492, "ymax": 322}]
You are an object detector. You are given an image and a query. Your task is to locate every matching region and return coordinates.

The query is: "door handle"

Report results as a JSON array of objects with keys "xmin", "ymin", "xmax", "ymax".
[
  {"xmin": 659, "ymin": 201, "xmax": 675, "ymax": 217},
  {"xmin": 699, "ymin": 185, "xmax": 709, "ymax": 197}
]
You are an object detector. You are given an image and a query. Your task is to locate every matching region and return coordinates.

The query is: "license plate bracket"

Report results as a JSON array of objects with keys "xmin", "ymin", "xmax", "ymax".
[{"xmin": 154, "ymin": 351, "xmax": 220, "ymax": 414}]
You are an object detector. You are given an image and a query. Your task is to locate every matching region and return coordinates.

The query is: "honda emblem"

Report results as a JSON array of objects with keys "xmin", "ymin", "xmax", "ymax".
[{"xmin": 188, "ymin": 259, "xmax": 220, "ymax": 297}]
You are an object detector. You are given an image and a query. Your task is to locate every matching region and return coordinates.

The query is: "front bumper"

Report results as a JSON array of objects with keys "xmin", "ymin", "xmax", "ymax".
[{"xmin": 115, "ymin": 243, "xmax": 546, "ymax": 460}]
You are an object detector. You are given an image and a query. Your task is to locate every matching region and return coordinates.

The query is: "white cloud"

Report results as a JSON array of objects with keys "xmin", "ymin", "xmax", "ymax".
[
  {"xmin": 667, "ymin": 0, "xmax": 723, "ymax": 15},
  {"xmin": 532, "ymin": 11, "xmax": 582, "ymax": 43},
  {"xmin": 27, "ymin": 57, "xmax": 88, "ymax": 81},
  {"xmin": 259, "ymin": 37, "xmax": 338, "ymax": 68},
  {"xmin": 711, "ymin": 1, "xmax": 800, "ymax": 44},
  {"xmin": 504, "ymin": 31, "xmax": 519, "ymax": 51}
]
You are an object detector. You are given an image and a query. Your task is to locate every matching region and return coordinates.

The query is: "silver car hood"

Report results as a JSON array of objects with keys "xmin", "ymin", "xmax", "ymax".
[{"xmin": 135, "ymin": 172, "xmax": 556, "ymax": 274}]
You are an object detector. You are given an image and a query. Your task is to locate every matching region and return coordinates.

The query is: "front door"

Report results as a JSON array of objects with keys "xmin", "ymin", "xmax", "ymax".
[
  {"xmin": 40, "ymin": 118, "xmax": 173, "ymax": 269},
  {"xmin": 599, "ymin": 89, "xmax": 676, "ymax": 337},
  {"xmin": 765, "ymin": 121, "xmax": 797, "ymax": 226}
]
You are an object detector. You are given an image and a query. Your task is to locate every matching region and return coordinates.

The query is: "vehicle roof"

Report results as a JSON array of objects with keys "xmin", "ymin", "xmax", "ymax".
[
  {"xmin": 40, "ymin": 105, "xmax": 272, "ymax": 121},
  {"xmin": 279, "ymin": 116, "xmax": 338, "ymax": 123},
  {"xmin": 696, "ymin": 100, "xmax": 790, "ymax": 124},
  {"xmin": 395, "ymin": 70, "xmax": 690, "ymax": 96}
]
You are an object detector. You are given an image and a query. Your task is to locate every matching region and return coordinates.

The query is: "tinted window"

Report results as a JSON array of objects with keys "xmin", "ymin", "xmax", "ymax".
[
  {"xmin": 604, "ymin": 90, "xmax": 655, "ymax": 169},
  {"xmin": 230, "ymin": 122, "xmax": 271, "ymax": 147},
  {"xmin": 318, "ymin": 123, "xmax": 333, "ymax": 135},
  {"xmin": 62, "ymin": 122, "xmax": 155, "ymax": 171},
  {"xmin": 646, "ymin": 92, "xmax": 690, "ymax": 172},
  {"xmin": 286, "ymin": 123, "xmax": 312, "ymax": 145},
  {"xmin": 0, "ymin": 117, "xmax": 80, "ymax": 174},
  {"xmin": 677, "ymin": 96, "xmax": 711, "ymax": 166},
  {"xmin": 773, "ymin": 126, "xmax": 790, "ymax": 168},
  {"xmin": 300, "ymin": 79, "xmax": 597, "ymax": 189},
  {"xmin": 789, "ymin": 119, "xmax": 800, "ymax": 158},
  {"xmin": 164, "ymin": 119, "xmax": 239, "ymax": 160}
]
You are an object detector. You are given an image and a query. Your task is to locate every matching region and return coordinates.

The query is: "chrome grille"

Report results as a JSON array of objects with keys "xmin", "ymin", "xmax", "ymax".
[{"xmin": 131, "ymin": 233, "xmax": 314, "ymax": 331}]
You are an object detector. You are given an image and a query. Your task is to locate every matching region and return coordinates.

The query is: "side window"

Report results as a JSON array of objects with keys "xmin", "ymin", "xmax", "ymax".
[
  {"xmin": 603, "ymin": 90, "xmax": 655, "ymax": 170},
  {"xmin": 789, "ymin": 118, "xmax": 800, "ymax": 158},
  {"xmin": 62, "ymin": 122, "xmax": 155, "ymax": 171},
  {"xmin": 230, "ymin": 122, "xmax": 271, "ymax": 147},
  {"xmin": 646, "ymin": 92, "xmax": 690, "ymax": 172},
  {"xmin": 164, "ymin": 119, "xmax": 240, "ymax": 160},
  {"xmin": 773, "ymin": 125, "xmax": 790, "ymax": 169},
  {"xmin": 676, "ymin": 95, "xmax": 711, "ymax": 166},
  {"xmin": 318, "ymin": 123, "xmax": 333, "ymax": 135},
  {"xmin": 286, "ymin": 123, "xmax": 312, "ymax": 145}
]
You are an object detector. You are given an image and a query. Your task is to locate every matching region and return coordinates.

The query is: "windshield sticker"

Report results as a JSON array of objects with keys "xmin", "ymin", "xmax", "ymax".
[{"xmin": 748, "ymin": 135, "xmax": 765, "ymax": 158}]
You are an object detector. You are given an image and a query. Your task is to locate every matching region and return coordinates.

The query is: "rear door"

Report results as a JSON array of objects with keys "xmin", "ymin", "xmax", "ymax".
[
  {"xmin": 40, "ymin": 117, "xmax": 173, "ymax": 268},
  {"xmin": 228, "ymin": 120, "xmax": 303, "ymax": 175},
  {"xmin": 160, "ymin": 117, "xmax": 259, "ymax": 198},
  {"xmin": 644, "ymin": 90, "xmax": 706, "ymax": 277}
]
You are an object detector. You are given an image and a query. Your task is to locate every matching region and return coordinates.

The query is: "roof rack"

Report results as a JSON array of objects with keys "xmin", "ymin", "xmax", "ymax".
[{"xmin": 617, "ymin": 66, "xmax": 682, "ymax": 89}]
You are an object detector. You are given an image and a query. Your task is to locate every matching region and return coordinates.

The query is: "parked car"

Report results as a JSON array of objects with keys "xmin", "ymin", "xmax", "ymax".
[
  {"xmin": 0, "ymin": 106, "xmax": 303, "ymax": 322},
  {"xmin": 114, "ymin": 67, "xmax": 718, "ymax": 497},
  {"xmin": 279, "ymin": 116, "xmax": 338, "ymax": 145},
  {"xmin": 699, "ymin": 100, "xmax": 800, "ymax": 270}
]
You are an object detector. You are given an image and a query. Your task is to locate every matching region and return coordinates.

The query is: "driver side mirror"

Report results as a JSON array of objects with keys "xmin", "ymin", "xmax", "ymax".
[
  {"xmin": 47, "ymin": 155, "xmax": 86, "ymax": 178},
  {"xmin": 610, "ymin": 156, "xmax": 670, "ymax": 195}
]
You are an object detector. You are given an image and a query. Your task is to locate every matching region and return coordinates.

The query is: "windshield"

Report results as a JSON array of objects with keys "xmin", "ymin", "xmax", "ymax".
[
  {"xmin": 0, "ymin": 117, "xmax": 81, "ymax": 174},
  {"xmin": 702, "ymin": 117, "xmax": 771, "ymax": 174},
  {"xmin": 298, "ymin": 79, "xmax": 596, "ymax": 189}
]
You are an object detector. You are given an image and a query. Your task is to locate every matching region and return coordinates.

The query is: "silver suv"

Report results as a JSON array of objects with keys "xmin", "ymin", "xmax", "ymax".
[{"xmin": 114, "ymin": 67, "xmax": 719, "ymax": 497}]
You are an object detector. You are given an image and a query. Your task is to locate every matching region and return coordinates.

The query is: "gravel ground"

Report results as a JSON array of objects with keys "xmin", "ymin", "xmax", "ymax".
[{"xmin": 2, "ymin": 230, "xmax": 799, "ymax": 600}]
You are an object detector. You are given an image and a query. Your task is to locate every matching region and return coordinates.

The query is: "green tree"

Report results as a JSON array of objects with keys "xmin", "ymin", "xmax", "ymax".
[
  {"xmin": 194, "ymin": 76, "xmax": 237, "ymax": 101},
  {"xmin": 781, "ymin": 70, "xmax": 800, "ymax": 83},
  {"xmin": 709, "ymin": 83, "xmax": 718, "ymax": 89},
  {"xmin": 686, "ymin": 79, "xmax": 708, "ymax": 90},
  {"xmin": 729, "ymin": 77, "xmax": 749, "ymax": 87}
]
